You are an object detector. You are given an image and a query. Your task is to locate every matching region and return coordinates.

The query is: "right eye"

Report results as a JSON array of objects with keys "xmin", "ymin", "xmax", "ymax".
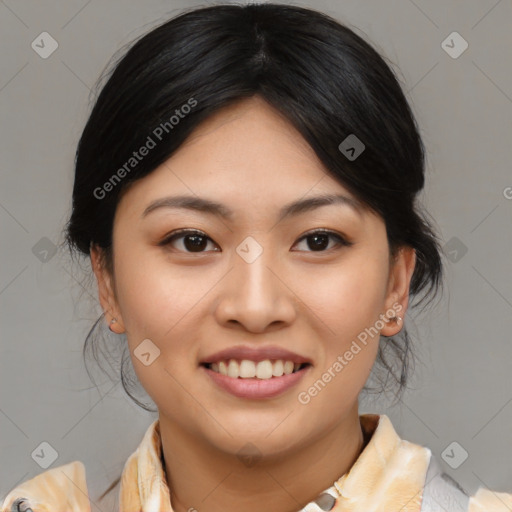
[{"xmin": 158, "ymin": 229, "xmax": 220, "ymax": 253}]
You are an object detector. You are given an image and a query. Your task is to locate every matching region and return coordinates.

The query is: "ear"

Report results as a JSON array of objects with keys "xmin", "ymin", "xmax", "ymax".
[
  {"xmin": 90, "ymin": 244, "xmax": 125, "ymax": 334},
  {"xmin": 380, "ymin": 245, "xmax": 416, "ymax": 337}
]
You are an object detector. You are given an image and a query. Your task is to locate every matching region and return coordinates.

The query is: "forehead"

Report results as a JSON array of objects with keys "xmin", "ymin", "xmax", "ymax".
[
  {"xmin": 173, "ymin": 96, "xmax": 325, "ymax": 179},
  {"xmin": 116, "ymin": 96, "xmax": 365, "ymax": 222}
]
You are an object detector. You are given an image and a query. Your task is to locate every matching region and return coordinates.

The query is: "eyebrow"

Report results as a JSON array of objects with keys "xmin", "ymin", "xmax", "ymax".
[{"xmin": 141, "ymin": 193, "xmax": 364, "ymax": 222}]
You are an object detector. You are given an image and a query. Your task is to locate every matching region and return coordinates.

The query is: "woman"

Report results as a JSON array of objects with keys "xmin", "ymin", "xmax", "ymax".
[{"xmin": 2, "ymin": 3, "xmax": 510, "ymax": 512}]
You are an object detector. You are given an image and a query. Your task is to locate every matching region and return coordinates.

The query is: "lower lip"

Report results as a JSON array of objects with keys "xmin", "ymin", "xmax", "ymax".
[{"xmin": 200, "ymin": 364, "xmax": 311, "ymax": 399}]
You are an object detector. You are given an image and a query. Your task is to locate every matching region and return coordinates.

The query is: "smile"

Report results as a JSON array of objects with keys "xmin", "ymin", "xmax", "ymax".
[{"xmin": 200, "ymin": 360, "xmax": 312, "ymax": 399}]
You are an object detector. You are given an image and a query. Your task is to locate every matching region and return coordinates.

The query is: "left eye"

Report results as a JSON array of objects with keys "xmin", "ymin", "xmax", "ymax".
[
  {"xmin": 292, "ymin": 229, "xmax": 351, "ymax": 252},
  {"xmin": 159, "ymin": 229, "xmax": 351, "ymax": 253}
]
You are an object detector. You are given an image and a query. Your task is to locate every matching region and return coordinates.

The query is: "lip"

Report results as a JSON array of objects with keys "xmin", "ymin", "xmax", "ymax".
[
  {"xmin": 200, "ymin": 364, "xmax": 312, "ymax": 399},
  {"xmin": 199, "ymin": 345, "xmax": 313, "ymax": 365}
]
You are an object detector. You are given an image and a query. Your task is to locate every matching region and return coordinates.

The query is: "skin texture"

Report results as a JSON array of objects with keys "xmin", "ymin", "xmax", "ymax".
[{"xmin": 91, "ymin": 95, "xmax": 416, "ymax": 512}]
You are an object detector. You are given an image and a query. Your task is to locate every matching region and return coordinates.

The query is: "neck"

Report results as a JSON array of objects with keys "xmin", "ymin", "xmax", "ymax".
[{"xmin": 159, "ymin": 403, "xmax": 366, "ymax": 512}]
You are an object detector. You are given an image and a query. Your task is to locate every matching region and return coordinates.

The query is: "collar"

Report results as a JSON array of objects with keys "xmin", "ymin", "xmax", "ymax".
[{"xmin": 119, "ymin": 413, "xmax": 431, "ymax": 512}]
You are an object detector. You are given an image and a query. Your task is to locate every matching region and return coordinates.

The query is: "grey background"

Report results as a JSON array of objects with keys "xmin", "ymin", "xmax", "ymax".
[{"xmin": 1, "ymin": 0, "xmax": 511, "ymax": 509}]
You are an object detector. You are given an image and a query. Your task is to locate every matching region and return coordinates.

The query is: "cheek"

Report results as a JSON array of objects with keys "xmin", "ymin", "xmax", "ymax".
[
  {"xmin": 295, "ymin": 263, "xmax": 384, "ymax": 428},
  {"xmin": 113, "ymin": 248, "xmax": 182, "ymax": 331},
  {"xmin": 296, "ymin": 252, "xmax": 387, "ymax": 404},
  {"xmin": 300, "ymin": 253, "xmax": 389, "ymax": 334},
  {"xmin": 111, "ymin": 250, "xmax": 203, "ymax": 402},
  {"xmin": 112, "ymin": 248, "xmax": 220, "ymax": 360}
]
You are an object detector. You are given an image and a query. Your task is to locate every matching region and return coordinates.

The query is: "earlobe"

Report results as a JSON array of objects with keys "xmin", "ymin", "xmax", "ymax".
[
  {"xmin": 90, "ymin": 245, "xmax": 126, "ymax": 333},
  {"xmin": 108, "ymin": 317, "xmax": 124, "ymax": 334}
]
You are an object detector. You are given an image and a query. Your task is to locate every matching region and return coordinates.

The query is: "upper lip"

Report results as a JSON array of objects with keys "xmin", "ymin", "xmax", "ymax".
[{"xmin": 200, "ymin": 345, "xmax": 313, "ymax": 365}]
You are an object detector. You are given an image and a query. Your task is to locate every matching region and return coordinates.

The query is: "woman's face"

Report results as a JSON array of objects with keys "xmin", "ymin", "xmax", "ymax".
[{"xmin": 92, "ymin": 95, "xmax": 415, "ymax": 457}]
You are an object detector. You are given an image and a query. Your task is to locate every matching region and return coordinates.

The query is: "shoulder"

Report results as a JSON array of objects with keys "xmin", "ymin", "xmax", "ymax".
[
  {"xmin": 421, "ymin": 451, "xmax": 512, "ymax": 512},
  {"xmin": 468, "ymin": 487, "xmax": 512, "ymax": 512},
  {"xmin": 1, "ymin": 461, "xmax": 90, "ymax": 512}
]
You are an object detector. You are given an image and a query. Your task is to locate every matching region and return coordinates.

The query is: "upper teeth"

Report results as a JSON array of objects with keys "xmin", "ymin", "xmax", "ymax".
[{"xmin": 209, "ymin": 359, "xmax": 303, "ymax": 379}]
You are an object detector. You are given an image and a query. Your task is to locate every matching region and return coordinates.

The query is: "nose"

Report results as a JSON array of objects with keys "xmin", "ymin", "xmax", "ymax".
[{"xmin": 213, "ymin": 243, "xmax": 297, "ymax": 333}]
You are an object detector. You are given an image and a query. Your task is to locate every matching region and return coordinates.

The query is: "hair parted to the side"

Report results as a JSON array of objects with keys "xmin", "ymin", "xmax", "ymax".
[{"xmin": 62, "ymin": 2, "xmax": 445, "ymax": 501}]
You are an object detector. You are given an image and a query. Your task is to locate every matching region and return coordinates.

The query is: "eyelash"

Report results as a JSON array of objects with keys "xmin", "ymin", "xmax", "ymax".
[{"xmin": 158, "ymin": 228, "xmax": 353, "ymax": 253}]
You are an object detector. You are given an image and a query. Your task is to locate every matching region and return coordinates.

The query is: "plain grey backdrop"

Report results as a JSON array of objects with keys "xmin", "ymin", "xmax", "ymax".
[{"xmin": 1, "ymin": 0, "xmax": 511, "ymax": 509}]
